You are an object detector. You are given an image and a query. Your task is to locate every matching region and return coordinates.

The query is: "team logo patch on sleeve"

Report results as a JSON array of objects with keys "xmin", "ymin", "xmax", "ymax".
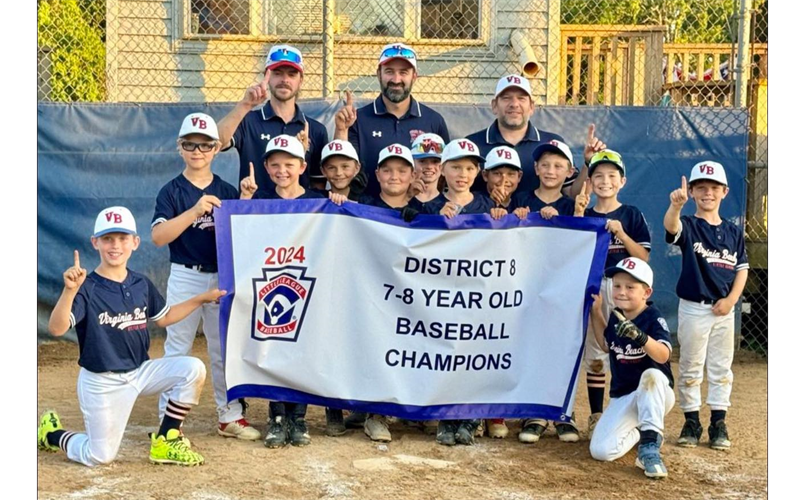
[{"xmin": 251, "ymin": 266, "xmax": 316, "ymax": 342}]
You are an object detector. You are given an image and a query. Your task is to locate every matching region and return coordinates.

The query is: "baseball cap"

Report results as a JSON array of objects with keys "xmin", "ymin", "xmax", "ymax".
[
  {"xmin": 441, "ymin": 138, "xmax": 484, "ymax": 163},
  {"xmin": 377, "ymin": 143, "xmax": 415, "ymax": 169},
  {"xmin": 588, "ymin": 149, "xmax": 625, "ymax": 176},
  {"xmin": 532, "ymin": 139, "xmax": 575, "ymax": 169},
  {"xmin": 484, "ymin": 146, "xmax": 521, "ymax": 171},
  {"xmin": 411, "ymin": 133, "xmax": 445, "ymax": 159},
  {"xmin": 266, "ymin": 44, "xmax": 304, "ymax": 73},
  {"xmin": 94, "ymin": 206, "xmax": 137, "ymax": 238},
  {"xmin": 605, "ymin": 257, "xmax": 654, "ymax": 288},
  {"xmin": 321, "ymin": 140, "xmax": 360, "ymax": 163},
  {"xmin": 178, "ymin": 112, "xmax": 219, "ymax": 140},
  {"xmin": 689, "ymin": 160, "xmax": 728, "ymax": 187},
  {"xmin": 378, "ymin": 43, "xmax": 417, "ymax": 71},
  {"xmin": 494, "ymin": 74, "xmax": 532, "ymax": 99},
  {"xmin": 262, "ymin": 134, "xmax": 306, "ymax": 161}
]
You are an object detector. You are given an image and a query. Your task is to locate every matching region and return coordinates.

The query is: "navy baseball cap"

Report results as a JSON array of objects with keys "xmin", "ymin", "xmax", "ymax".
[{"xmin": 532, "ymin": 139, "xmax": 574, "ymax": 168}]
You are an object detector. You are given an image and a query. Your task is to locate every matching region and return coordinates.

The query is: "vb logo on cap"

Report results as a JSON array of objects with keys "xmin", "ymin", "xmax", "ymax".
[
  {"xmin": 689, "ymin": 161, "xmax": 728, "ymax": 187},
  {"xmin": 605, "ymin": 257, "xmax": 653, "ymax": 288},
  {"xmin": 94, "ymin": 206, "xmax": 138, "ymax": 237},
  {"xmin": 321, "ymin": 139, "xmax": 359, "ymax": 163},
  {"xmin": 178, "ymin": 112, "xmax": 219, "ymax": 140},
  {"xmin": 484, "ymin": 146, "xmax": 522, "ymax": 171},
  {"xmin": 441, "ymin": 138, "xmax": 484, "ymax": 163},
  {"xmin": 262, "ymin": 134, "xmax": 306, "ymax": 161},
  {"xmin": 377, "ymin": 143, "xmax": 415, "ymax": 168}
]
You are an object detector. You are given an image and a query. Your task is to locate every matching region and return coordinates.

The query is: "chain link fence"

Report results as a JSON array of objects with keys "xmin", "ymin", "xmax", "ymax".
[{"xmin": 37, "ymin": 0, "xmax": 768, "ymax": 355}]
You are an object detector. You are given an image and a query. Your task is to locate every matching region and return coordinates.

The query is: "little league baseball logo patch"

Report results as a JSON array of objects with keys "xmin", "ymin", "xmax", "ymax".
[{"xmin": 251, "ymin": 266, "xmax": 316, "ymax": 342}]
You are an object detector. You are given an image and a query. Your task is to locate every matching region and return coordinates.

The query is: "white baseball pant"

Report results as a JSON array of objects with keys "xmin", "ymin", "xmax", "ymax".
[
  {"xmin": 66, "ymin": 356, "xmax": 205, "ymax": 467},
  {"xmin": 589, "ymin": 368, "xmax": 674, "ymax": 462},
  {"xmin": 676, "ymin": 298, "xmax": 735, "ymax": 412},
  {"xmin": 159, "ymin": 264, "xmax": 243, "ymax": 423}
]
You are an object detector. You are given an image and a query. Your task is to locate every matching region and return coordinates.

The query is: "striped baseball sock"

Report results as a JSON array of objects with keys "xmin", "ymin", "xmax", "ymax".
[
  {"xmin": 46, "ymin": 430, "xmax": 77, "ymax": 452},
  {"xmin": 587, "ymin": 372, "xmax": 606, "ymax": 414},
  {"xmin": 158, "ymin": 400, "xmax": 191, "ymax": 438}
]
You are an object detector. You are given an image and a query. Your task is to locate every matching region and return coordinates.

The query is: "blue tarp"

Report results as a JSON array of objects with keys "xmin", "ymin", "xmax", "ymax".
[{"xmin": 37, "ymin": 101, "xmax": 748, "ymax": 340}]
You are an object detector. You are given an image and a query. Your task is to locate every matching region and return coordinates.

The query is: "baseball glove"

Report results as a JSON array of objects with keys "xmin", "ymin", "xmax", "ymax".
[{"xmin": 611, "ymin": 309, "xmax": 648, "ymax": 346}]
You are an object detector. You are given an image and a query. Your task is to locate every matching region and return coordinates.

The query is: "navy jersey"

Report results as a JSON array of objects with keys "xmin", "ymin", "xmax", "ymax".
[
  {"xmin": 69, "ymin": 270, "xmax": 169, "ymax": 373},
  {"xmin": 349, "ymin": 96, "xmax": 450, "ymax": 197},
  {"xmin": 512, "ymin": 191, "xmax": 575, "ymax": 216},
  {"xmin": 605, "ymin": 305, "xmax": 674, "ymax": 398},
  {"xmin": 666, "ymin": 215, "xmax": 749, "ymax": 303},
  {"xmin": 466, "ymin": 122, "xmax": 575, "ymax": 194},
  {"xmin": 358, "ymin": 194, "xmax": 425, "ymax": 212},
  {"xmin": 313, "ymin": 188, "xmax": 361, "ymax": 202},
  {"xmin": 584, "ymin": 204, "xmax": 651, "ymax": 268},
  {"xmin": 253, "ymin": 188, "xmax": 325, "ymax": 200},
  {"xmin": 422, "ymin": 192, "xmax": 495, "ymax": 215},
  {"xmin": 151, "ymin": 174, "xmax": 238, "ymax": 266},
  {"xmin": 488, "ymin": 194, "xmax": 517, "ymax": 212},
  {"xmin": 227, "ymin": 103, "xmax": 329, "ymax": 192}
]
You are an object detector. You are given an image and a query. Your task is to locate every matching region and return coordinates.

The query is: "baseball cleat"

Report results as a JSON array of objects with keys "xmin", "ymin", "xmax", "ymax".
[
  {"xmin": 635, "ymin": 444, "xmax": 668, "ymax": 479},
  {"xmin": 38, "ymin": 410, "xmax": 63, "ymax": 452},
  {"xmin": 344, "ymin": 411, "xmax": 368, "ymax": 429},
  {"xmin": 519, "ymin": 419, "xmax": 548, "ymax": 443},
  {"xmin": 556, "ymin": 419, "xmax": 580, "ymax": 443},
  {"xmin": 325, "ymin": 408, "xmax": 347, "ymax": 437},
  {"xmin": 677, "ymin": 418, "xmax": 703, "ymax": 448},
  {"xmin": 264, "ymin": 415, "xmax": 289, "ymax": 448},
  {"xmin": 486, "ymin": 419, "xmax": 509, "ymax": 439},
  {"xmin": 708, "ymin": 420, "xmax": 731, "ymax": 451},
  {"xmin": 588, "ymin": 412, "xmax": 602, "ymax": 436},
  {"xmin": 364, "ymin": 414, "xmax": 392, "ymax": 442},
  {"xmin": 455, "ymin": 420, "xmax": 480, "ymax": 445},
  {"xmin": 218, "ymin": 418, "xmax": 261, "ymax": 441},
  {"xmin": 149, "ymin": 429, "xmax": 204, "ymax": 466},
  {"xmin": 289, "ymin": 417, "xmax": 311, "ymax": 446},
  {"xmin": 436, "ymin": 421, "xmax": 457, "ymax": 446}
]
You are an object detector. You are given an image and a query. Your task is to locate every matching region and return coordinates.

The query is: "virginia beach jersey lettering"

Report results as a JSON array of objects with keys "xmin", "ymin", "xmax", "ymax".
[
  {"xmin": 69, "ymin": 270, "xmax": 169, "ymax": 373},
  {"xmin": 584, "ymin": 204, "xmax": 651, "ymax": 267},
  {"xmin": 422, "ymin": 192, "xmax": 496, "ymax": 215},
  {"xmin": 512, "ymin": 191, "xmax": 576, "ymax": 216}
]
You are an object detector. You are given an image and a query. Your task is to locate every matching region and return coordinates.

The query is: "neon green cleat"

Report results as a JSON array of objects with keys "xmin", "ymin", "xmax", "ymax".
[
  {"xmin": 149, "ymin": 429, "xmax": 204, "ymax": 466},
  {"xmin": 38, "ymin": 410, "xmax": 63, "ymax": 452}
]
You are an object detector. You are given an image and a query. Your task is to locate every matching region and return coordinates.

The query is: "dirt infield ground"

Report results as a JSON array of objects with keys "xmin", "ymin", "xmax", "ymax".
[{"xmin": 37, "ymin": 338, "xmax": 767, "ymax": 500}]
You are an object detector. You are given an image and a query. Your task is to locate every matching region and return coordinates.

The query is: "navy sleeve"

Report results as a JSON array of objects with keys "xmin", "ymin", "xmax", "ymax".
[
  {"xmin": 735, "ymin": 226, "xmax": 750, "ymax": 271},
  {"xmin": 436, "ymin": 114, "xmax": 451, "ymax": 143},
  {"xmin": 146, "ymin": 278, "xmax": 170, "ymax": 321},
  {"xmin": 646, "ymin": 311, "xmax": 673, "ymax": 352},
  {"xmin": 665, "ymin": 215, "xmax": 688, "ymax": 245},
  {"xmin": 308, "ymin": 122, "xmax": 328, "ymax": 177},
  {"xmin": 69, "ymin": 283, "xmax": 89, "ymax": 328},
  {"xmin": 348, "ymin": 119, "xmax": 369, "ymax": 193},
  {"xmin": 348, "ymin": 120, "xmax": 360, "ymax": 161},
  {"xmin": 630, "ymin": 207, "xmax": 652, "ymax": 251},
  {"xmin": 151, "ymin": 184, "xmax": 176, "ymax": 228},
  {"xmin": 231, "ymin": 114, "xmax": 248, "ymax": 153}
]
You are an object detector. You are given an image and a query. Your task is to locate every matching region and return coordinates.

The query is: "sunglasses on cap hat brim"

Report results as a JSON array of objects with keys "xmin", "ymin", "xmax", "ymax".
[
  {"xmin": 411, "ymin": 141, "xmax": 444, "ymax": 158},
  {"xmin": 269, "ymin": 48, "xmax": 302, "ymax": 62},
  {"xmin": 588, "ymin": 150, "xmax": 625, "ymax": 172},
  {"xmin": 381, "ymin": 46, "xmax": 416, "ymax": 60}
]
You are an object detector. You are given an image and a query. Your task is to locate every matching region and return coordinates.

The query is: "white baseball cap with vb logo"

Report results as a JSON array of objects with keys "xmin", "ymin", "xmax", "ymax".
[
  {"xmin": 178, "ymin": 112, "xmax": 219, "ymax": 140},
  {"xmin": 321, "ymin": 139, "xmax": 360, "ymax": 163},
  {"xmin": 94, "ymin": 206, "xmax": 138, "ymax": 237},
  {"xmin": 485, "ymin": 146, "xmax": 521, "ymax": 171},
  {"xmin": 377, "ymin": 143, "xmax": 415, "ymax": 168},
  {"xmin": 263, "ymin": 134, "xmax": 306, "ymax": 161},
  {"xmin": 494, "ymin": 74, "xmax": 532, "ymax": 98},
  {"xmin": 441, "ymin": 138, "xmax": 484, "ymax": 163},
  {"xmin": 605, "ymin": 257, "xmax": 654, "ymax": 288},
  {"xmin": 689, "ymin": 161, "xmax": 728, "ymax": 187}
]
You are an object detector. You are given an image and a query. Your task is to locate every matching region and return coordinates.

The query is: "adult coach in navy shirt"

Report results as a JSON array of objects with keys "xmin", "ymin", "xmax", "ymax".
[
  {"xmin": 334, "ymin": 43, "xmax": 450, "ymax": 197},
  {"xmin": 466, "ymin": 74, "xmax": 606, "ymax": 196},
  {"xmin": 218, "ymin": 44, "xmax": 329, "ymax": 193}
]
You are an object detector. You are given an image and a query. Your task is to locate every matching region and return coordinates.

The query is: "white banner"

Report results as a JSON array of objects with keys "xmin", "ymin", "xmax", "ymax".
[{"xmin": 217, "ymin": 200, "xmax": 608, "ymax": 421}]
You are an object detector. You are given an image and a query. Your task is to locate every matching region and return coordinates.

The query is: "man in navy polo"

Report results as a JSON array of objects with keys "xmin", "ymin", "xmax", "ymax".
[
  {"xmin": 466, "ymin": 74, "xmax": 606, "ymax": 196},
  {"xmin": 334, "ymin": 43, "xmax": 450, "ymax": 197},
  {"xmin": 218, "ymin": 44, "xmax": 329, "ymax": 193}
]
